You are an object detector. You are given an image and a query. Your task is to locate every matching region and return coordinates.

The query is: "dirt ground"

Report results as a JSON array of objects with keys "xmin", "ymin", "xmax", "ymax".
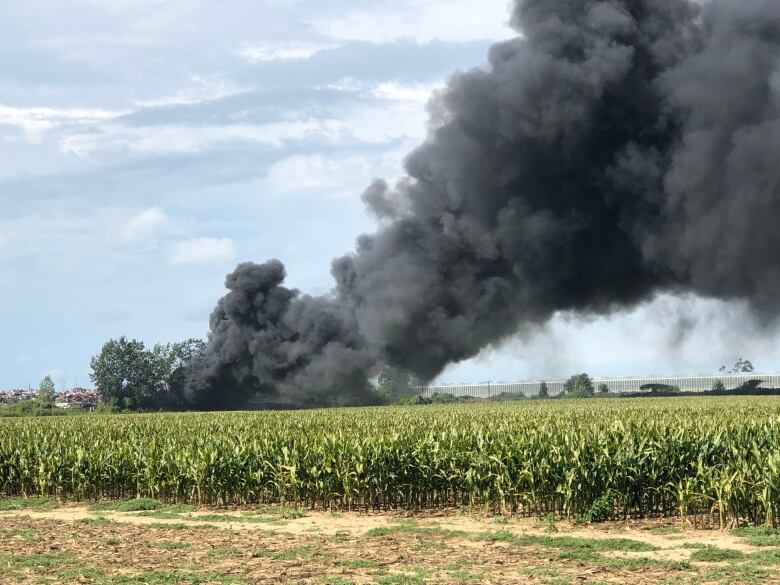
[{"xmin": 0, "ymin": 499, "xmax": 777, "ymax": 584}]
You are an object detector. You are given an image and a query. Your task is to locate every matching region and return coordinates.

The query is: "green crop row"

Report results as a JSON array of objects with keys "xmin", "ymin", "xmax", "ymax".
[{"xmin": 1, "ymin": 397, "xmax": 780, "ymax": 526}]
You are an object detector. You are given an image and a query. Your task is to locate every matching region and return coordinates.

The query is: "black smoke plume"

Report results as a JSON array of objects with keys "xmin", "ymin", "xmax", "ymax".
[{"xmin": 183, "ymin": 0, "xmax": 780, "ymax": 408}]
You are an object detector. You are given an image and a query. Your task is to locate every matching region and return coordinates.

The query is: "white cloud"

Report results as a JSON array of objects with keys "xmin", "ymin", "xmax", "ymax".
[
  {"xmin": 310, "ymin": 0, "xmax": 514, "ymax": 45},
  {"xmin": 60, "ymin": 120, "xmax": 325, "ymax": 156},
  {"xmin": 60, "ymin": 102, "xmax": 429, "ymax": 156},
  {"xmin": 168, "ymin": 237, "xmax": 235, "ymax": 265},
  {"xmin": 237, "ymin": 42, "xmax": 336, "ymax": 63},
  {"xmin": 371, "ymin": 81, "xmax": 441, "ymax": 102},
  {"xmin": 0, "ymin": 104, "xmax": 127, "ymax": 143},
  {"xmin": 137, "ymin": 76, "xmax": 252, "ymax": 108},
  {"xmin": 324, "ymin": 78, "xmax": 443, "ymax": 103},
  {"xmin": 120, "ymin": 207, "xmax": 167, "ymax": 243},
  {"xmin": 264, "ymin": 154, "xmax": 373, "ymax": 193},
  {"xmin": 0, "ymin": 207, "xmax": 180, "ymax": 269}
]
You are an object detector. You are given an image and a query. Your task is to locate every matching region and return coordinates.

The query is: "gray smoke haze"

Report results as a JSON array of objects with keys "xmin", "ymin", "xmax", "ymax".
[{"xmin": 182, "ymin": 0, "xmax": 780, "ymax": 408}]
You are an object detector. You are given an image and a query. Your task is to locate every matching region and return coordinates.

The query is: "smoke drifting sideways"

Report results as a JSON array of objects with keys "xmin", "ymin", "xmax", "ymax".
[{"xmin": 181, "ymin": 0, "xmax": 780, "ymax": 409}]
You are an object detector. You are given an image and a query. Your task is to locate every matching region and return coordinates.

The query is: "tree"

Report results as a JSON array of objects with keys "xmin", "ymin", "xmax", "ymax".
[
  {"xmin": 564, "ymin": 373, "xmax": 594, "ymax": 398},
  {"xmin": 735, "ymin": 379, "xmax": 763, "ymax": 394},
  {"xmin": 91, "ymin": 337, "xmax": 155, "ymax": 410},
  {"xmin": 37, "ymin": 375, "xmax": 56, "ymax": 405},
  {"xmin": 711, "ymin": 379, "xmax": 726, "ymax": 392},
  {"xmin": 720, "ymin": 358, "xmax": 755, "ymax": 374},
  {"xmin": 598, "ymin": 383, "xmax": 609, "ymax": 395},
  {"xmin": 169, "ymin": 339, "xmax": 207, "ymax": 370},
  {"xmin": 538, "ymin": 381, "xmax": 549, "ymax": 398},
  {"xmin": 376, "ymin": 366, "xmax": 412, "ymax": 402},
  {"xmin": 90, "ymin": 337, "xmax": 204, "ymax": 411}
]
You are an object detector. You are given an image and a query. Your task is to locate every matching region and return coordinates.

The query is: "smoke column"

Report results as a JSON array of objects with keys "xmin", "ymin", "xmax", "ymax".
[{"xmin": 183, "ymin": 0, "xmax": 780, "ymax": 408}]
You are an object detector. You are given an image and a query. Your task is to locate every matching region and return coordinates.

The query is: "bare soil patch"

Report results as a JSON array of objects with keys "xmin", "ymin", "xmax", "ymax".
[{"xmin": 1, "ymin": 502, "xmax": 778, "ymax": 584}]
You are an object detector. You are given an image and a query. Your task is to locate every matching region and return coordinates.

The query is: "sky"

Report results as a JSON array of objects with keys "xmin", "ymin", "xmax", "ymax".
[{"xmin": 2, "ymin": 0, "xmax": 780, "ymax": 391}]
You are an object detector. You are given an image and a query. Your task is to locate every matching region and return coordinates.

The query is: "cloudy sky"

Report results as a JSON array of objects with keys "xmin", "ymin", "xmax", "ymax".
[{"xmin": 2, "ymin": 0, "xmax": 779, "ymax": 391}]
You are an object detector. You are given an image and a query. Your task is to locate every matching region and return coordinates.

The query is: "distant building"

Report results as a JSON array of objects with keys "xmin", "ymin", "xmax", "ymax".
[{"xmin": 415, "ymin": 372, "xmax": 780, "ymax": 398}]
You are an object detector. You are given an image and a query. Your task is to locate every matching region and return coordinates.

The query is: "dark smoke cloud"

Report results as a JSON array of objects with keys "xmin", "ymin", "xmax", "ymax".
[{"xmin": 183, "ymin": 0, "xmax": 780, "ymax": 408}]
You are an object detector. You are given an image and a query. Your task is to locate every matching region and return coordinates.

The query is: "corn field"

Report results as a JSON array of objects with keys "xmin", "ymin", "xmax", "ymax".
[{"xmin": 2, "ymin": 397, "xmax": 780, "ymax": 526}]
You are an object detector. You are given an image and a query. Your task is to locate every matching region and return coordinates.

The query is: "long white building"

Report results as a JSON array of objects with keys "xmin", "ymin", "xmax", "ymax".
[{"xmin": 415, "ymin": 372, "xmax": 780, "ymax": 399}]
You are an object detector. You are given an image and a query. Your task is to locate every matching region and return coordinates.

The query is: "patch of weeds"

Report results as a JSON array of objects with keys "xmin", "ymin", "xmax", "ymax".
[
  {"xmin": 748, "ymin": 549, "xmax": 780, "ymax": 565},
  {"xmin": 689, "ymin": 545, "xmax": 745, "ymax": 562},
  {"xmin": 537, "ymin": 513, "xmax": 559, "ymax": 533},
  {"xmin": 366, "ymin": 524, "xmax": 464, "ymax": 539},
  {"xmin": 553, "ymin": 548, "xmax": 689, "ymax": 571},
  {"xmin": 540, "ymin": 579, "xmax": 571, "ymax": 585},
  {"xmin": 103, "ymin": 537, "xmax": 121, "ymax": 546},
  {"xmin": 339, "ymin": 559, "xmax": 380, "ymax": 569},
  {"xmin": 733, "ymin": 526, "xmax": 780, "ymax": 547},
  {"xmin": 250, "ymin": 506, "xmax": 306, "ymax": 519},
  {"xmin": 163, "ymin": 503, "xmax": 195, "ymax": 513},
  {"xmin": 448, "ymin": 569, "xmax": 484, "ymax": 582},
  {"xmin": 252, "ymin": 544, "xmax": 315, "ymax": 561},
  {"xmin": 329, "ymin": 510, "xmax": 344, "ymax": 518},
  {"xmin": 134, "ymin": 511, "xmax": 187, "ymax": 520},
  {"xmin": 537, "ymin": 535, "xmax": 656, "ymax": 552},
  {"xmin": 134, "ymin": 504, "xmax": 195, "ymax": 518},
  {"xmin": 90, "ymin": 497, "xmax": 166, "ymax": 512},
  {"xmin": 0, "ymin": 496, "xmax": 58, "ymax": 511},
  {"xmin": 681, "ymin": 542, "xmax": 708, "ymax": 549},
  {"xmin": 1, "ymin": 527, "xmax": 36, "ymax": 540},
  {"xmin": 518, "ymin": 567, "xmax": 560, "ymax": 578},
  {"xmin": 474, "ymin": 529, "xmax": 518, "ymax": 543},
  {"xmin": 474, "ymin": 531, "xmax": 656, "ymax": 552},
  {"xmin": 492, "ymin": 515, "xmax": 509, "ymax": 524},
  {"xmin": 374, "ymin": 578, "xmax": 424, "ymax": 585},
  {"xmin": 0, "ymin": 551, "xmax": 75, "ymax": 570},
  {"xmin": 320, "ymin": 577, "xmax": 355, "ymax": 585},
  {"xmin": 649, "ymin": 524, "xmax": 682, "ymax": 535},
  {"xmin": 332, "ymin": 530, "xmax": 351, "ymax": 542},
  {"xmin": 582, "ymin": 490, "xmax": 618, "ymax": 523},
  {"xmin": 147, "ymin": 522, "xmax": 219, "ymax": 530},
  {"xmin": 57, "ymin": 565, "xmax": 106, "ymax": 581},
  {"xmin": 598, "ymin": 557, "xmax": 691, "ymax": 571},
  {"xmin": 555, "ymin": 548, "xmax": 602, "ymax": 562},
  {"xmin": 699, "ymin": 562, "xmax": 773, "ymax": 584},
  {"xmin": 78, "ymin": 516, "xmax": 115, "ymax": 526},
  {"xmin": 207, "ymin": 546, "xmax": 243, "ymax": 557},
  {"xmin": 412, "ymin": 538, "xmax": 449, "ymax": 552},
  {"xmin": 374, "ymin": 568, "xmax": 427, "ymax": 585},
  {"xmin": 152, "ymin": 540, "xmax": 193, "ymax": 550},
  {"xmin": 190, "ymin": 513, "xmax": 281, "ymax": 524},
  {"xmin": 148, "ymin": 522, "xmax": 191, "ymax": 530},
  {"xmin": 106, "ymin": 570, "xmax": 246, "ymax": 584}
]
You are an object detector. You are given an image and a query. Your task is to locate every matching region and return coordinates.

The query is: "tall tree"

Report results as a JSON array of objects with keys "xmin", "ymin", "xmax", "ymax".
[
  {"xmin": 538, "ymin": 381, "xmax": 549, "ymax": 398},
  {"xmin": 564, "ymin": 374, "xmax": 594, "ymax": 398},
  {"xmin": 37, "ymin": 375, "xmax": 56, "ymax": 405},
  {"xmin": 90, "ymin": 337, "xmax": 203, "ymax": 411},
  {"xmin": 711, "ymin": 379, "xmax": 726, "ymax": 392},
  {"xmin": 719, "ymin": 358, "xmax": 755, "ymax": 374},
  {"xmin": 376, "ymin": 366, "xmax": 412, "ymax": 401}
]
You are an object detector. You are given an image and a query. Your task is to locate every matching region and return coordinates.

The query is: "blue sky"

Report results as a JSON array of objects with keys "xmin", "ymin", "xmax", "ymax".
[{"xmin": 2, "ymin": 0, "xmax": 779, "ymax": 391}]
